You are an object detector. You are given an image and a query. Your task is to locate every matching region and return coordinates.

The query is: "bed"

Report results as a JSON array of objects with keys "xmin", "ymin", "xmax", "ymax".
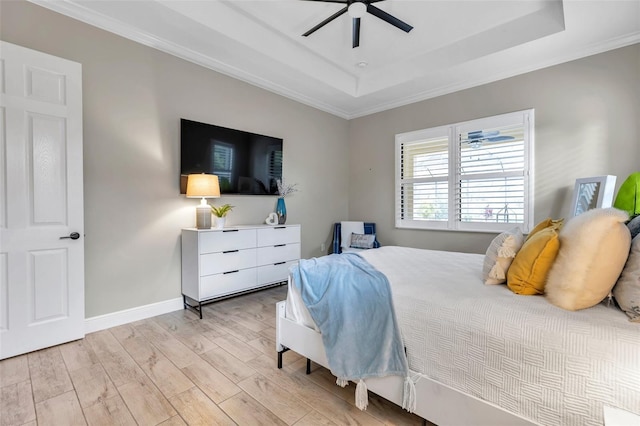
[{"xmin": 276, "ymin": 246, "xmax": 640, "ymax": 426}]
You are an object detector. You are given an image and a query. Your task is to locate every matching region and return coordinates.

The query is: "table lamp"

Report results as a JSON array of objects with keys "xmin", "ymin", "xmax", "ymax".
[{"xmin": 186, "ymin": 174, "xmax": 220, "ymax": 229}]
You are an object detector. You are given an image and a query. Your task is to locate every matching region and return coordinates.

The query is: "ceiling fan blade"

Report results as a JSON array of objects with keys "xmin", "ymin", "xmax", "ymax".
[
  {"xmin": 468, "ymin": 130, "xmax": 499, "ymax": 140},
  {"xmin": 486, "ymin": 136, "xmax": 515, "ymax": 142},
  {"xmin": 366, "ymin": 4, "xmax": 413, "ymax": 33},
  {"xmin": 464, "ymin": 130, "xmax": 515, "ymax": 145},
  {"xmin": 303, "ymin": 6, "xmax": 348, "ymax": 37},
  {"xmin": 352, "ymin": 17, "xmax": 361, "ymax": 48}
]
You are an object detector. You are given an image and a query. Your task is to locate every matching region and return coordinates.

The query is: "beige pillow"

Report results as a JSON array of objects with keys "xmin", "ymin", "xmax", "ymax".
[
  {"xmin": 546, "ymin": 208, "xmax": 631, "ymax": 311},
  {"xmin": 483, "ymin": 227, "xmax": 524, "ymax": 285},
  {"xmin": 612, "ymin": 234, "xmax": 640, "ymax": 322}
]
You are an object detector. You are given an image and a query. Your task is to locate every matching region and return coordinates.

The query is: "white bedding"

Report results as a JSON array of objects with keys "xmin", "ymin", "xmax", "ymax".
[{"xmin": 286, "ymin": 246, "xmax": 640, "ymax": 426}]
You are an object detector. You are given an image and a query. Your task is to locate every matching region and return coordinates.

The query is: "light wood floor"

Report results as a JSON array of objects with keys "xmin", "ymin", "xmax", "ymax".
[{"xmin": 0, "ymin": 286, "xmax": 426, "ymax": 425}]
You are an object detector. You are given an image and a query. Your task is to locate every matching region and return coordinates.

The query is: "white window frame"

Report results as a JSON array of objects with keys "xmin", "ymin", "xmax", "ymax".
[{"xmin": 395, "ymin": 109, "xmax": 535, "ymax": 233}]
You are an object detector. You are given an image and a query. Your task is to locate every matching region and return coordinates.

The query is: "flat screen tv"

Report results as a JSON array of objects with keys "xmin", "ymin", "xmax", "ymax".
[{"xmin": 180, "ymin": 119, "xmax": 283, "ymax": 195}]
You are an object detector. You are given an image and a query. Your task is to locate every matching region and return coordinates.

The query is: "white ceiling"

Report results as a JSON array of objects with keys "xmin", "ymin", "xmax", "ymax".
[{"xmin": 31, "ymin": 0, "xmax": 640, "ymax": 119}]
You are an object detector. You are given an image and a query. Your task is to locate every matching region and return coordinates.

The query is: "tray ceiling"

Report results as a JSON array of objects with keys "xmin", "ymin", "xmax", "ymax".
[{"xmin": 30, "ymin": 0, "xmax": 640, "ymax": 118}]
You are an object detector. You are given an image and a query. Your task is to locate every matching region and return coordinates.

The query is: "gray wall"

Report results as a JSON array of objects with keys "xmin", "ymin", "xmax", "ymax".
[
  {"xmin": 348, "ymin": 44, "xmax": 640, "ymax": 254},
  {"xmin": 2, "ymin": 0, "xmax": 638, "ymax": 318},
  {"xmin": 1, "ymin": 0, "xmax": 349, "ymax": 317}
]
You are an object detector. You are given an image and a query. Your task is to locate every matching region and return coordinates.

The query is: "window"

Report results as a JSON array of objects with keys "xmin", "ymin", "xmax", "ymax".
[{"xmin": 395, "ymin": 110, "xmax": 534, "ymax": 232}]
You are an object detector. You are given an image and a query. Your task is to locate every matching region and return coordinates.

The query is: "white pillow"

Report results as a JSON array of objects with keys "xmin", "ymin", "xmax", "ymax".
[
  {"xmin": 340, "ymin": 221, "xmax": 364, "ymax": 250},
  {"xmin": 483, "ymin": 227, "xmax": 524, "ymax": 285},
  {"xmin": 613, "ymin": 234, "xmax": 640, "ymax": 322},
  {"xmin": 350, "ymin": 233, "xmax": 376, "ymax": 249}
]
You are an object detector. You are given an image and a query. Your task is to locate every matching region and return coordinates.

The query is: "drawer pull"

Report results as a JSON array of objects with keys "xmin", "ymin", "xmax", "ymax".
[
  {"xmin": 223, "ymin": 229, "xmax": 239, "ymax": 233},
  {"xmin": 223, "ymin": 250, "xmax": 239, "ymax": 254},
  {"xmin": 223, "ymin": 270, "xmax": 239, "ymax": 274},
  {"xmin": 274, "ymin": 244, "xmax": 286, "ymax": 247},
  {"xmin": 274, "ymin": 226, "xmax": 286, "ymax": 229},
  {"xmin": 274, "ymin": 261, "xmax": 286, "ymax": 266}
]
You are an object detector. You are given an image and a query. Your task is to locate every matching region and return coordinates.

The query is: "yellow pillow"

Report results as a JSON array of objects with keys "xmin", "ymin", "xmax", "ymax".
[
  {"xmin": 526, "ymin": 218, "xmax": 564, "ymax": 241},
  {"xmin": 507, "ymin": 227, "xmax": 560, "ymax": 295}
]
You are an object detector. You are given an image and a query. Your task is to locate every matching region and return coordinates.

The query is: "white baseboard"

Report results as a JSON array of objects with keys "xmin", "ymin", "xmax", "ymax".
[{"xmin": 85, "ymin": 297, "xmax": 184, "ymax": 334}]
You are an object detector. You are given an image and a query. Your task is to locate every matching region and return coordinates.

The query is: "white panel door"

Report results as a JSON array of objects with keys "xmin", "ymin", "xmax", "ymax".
[{"xmin": 0, "ymin": 41, "xmax": 84, "ymax": 360}]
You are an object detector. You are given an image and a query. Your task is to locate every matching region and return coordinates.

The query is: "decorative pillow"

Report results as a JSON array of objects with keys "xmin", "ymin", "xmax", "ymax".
[
  {"xmin": 507, "ymin": 227, "xmax": 560, "ymax": 295},
  {"xmin": 526, "ymin": 218, "xmax": 563, "ymax": 241},
  {"xmin": 482, "ymin": 227, "xmax": 524, "ymax": 285},
  {"xmin": 613, "ymin": 234, "xmax": 640, "ymax": 322},
  {"xmin": 340, "ymin": 221, "xmax": 364, "ymax": 250},
  {"xmin": 627, "ymin": 215, "xmax": 640, "ymax": 239},
  {"xmin": 350, "ymin": 233, "xmax": 376, "ymax": 249},
  {"xmin": 546, "ymin": 208, "xmax": 631, "ymax": 311}
]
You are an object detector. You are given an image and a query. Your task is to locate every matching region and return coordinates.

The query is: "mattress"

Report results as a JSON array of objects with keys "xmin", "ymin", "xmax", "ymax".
[{"xmin": 286, "ymin": 246, "xmax": 640, "ymax": 426}]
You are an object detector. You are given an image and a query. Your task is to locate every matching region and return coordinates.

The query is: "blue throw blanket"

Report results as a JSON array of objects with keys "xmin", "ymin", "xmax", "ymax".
[{"xmin": 290, "ymin": 253, "xmax": 415, "ymax": 411}]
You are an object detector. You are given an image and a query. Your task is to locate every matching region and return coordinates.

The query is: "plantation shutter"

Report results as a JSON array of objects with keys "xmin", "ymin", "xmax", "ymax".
[
  {"xmin": 456, "ymin": 123, "xmax": 526, "ymax": 230},
  {"xmin": 396, "ymin": 127, "xmax": 451, "ymax": 229},
  {"xmin": 395, "ymin": 110, "xmax": 533, "ymax": 232}
]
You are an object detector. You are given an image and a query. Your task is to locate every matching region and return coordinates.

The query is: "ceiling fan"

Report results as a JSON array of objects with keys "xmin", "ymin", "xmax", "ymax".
[
  {"xmin": 301, "ymin": 0, "xmax": 413, "ymax": 48},
  {"xmin": 463, "ymin": 130, "xmax": 515, "ymax": 149}
]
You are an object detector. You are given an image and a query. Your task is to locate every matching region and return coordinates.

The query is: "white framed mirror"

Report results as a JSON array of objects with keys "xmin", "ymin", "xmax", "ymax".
[{"xmin": 570, "ymin": 175, "xmax": 617, "ymax": 217}]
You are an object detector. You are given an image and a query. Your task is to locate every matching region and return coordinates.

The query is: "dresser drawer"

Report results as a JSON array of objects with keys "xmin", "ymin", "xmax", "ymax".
[
  {"xmin": 200, "ymin": 268, "xmax": 257, "ymax": 300},
  {"xmin": 199, "ymin": 229, "xmax": 257, "ymax": 254},
  {"xmin": 257, "ymin": 260, "xmax": 297, "ymax": 286},
  {"xmin": 256, "ymin": 243, "xmax": 300, "ymax": 266},
  {"xmin": 182, "ymin": 225, "xmax": 301, "ymax": 312},
  {"xmin": 200, "ymin": 248, "xmax": 256, "ymax": 276},
  {"xmin": 257, "ymin": 226, "xmax": 300, "ymax": 247}
]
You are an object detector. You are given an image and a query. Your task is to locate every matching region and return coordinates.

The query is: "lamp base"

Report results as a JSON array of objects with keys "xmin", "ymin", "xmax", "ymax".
[{"xmin": 195, "ymin": 205, "xmax": 211, "ymax": 229}]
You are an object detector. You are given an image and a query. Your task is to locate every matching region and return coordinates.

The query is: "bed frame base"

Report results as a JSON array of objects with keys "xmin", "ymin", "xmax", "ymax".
[
  {"xmin": 277, "ymin": 346, "xmax": 312, "ymax": 374},
  {"xmin": 276, "ymin": 301, "xmax": 536, "ymax": 426},
  {"xmin": 277, "ymin": 347, "xmax": 288, "ymax": 369}
]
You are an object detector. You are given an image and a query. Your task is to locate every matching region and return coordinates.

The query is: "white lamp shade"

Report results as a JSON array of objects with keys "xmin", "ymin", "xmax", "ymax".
[{"xmin": 186, "ymin": 174, "xmax": 220, "ymax": 198}]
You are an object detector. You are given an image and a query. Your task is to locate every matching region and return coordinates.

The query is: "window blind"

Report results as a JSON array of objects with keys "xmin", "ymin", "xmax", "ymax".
[
  {"xmin": 395, "ymin": 110, "xmax": 534, "ymax": 232},
  {"xmin": 399, "ymin": 135, "xmax": 449, "ymax": 222},
  {"xmin": 457, "ymin": 126, "xmax": 526, "ymax": 226}
]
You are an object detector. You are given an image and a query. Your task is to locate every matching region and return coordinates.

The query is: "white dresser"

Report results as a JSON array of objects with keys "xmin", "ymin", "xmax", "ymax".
[{"xmin": 181, "ymin": 224, "xmax": 301, "ymax": 318}]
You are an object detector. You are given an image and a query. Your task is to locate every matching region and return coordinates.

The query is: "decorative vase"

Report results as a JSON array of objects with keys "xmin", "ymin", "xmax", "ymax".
[
  {"xmin": 276, "ymin": 197, "xmax": 287, "ymax": 224},
  {"xmin": 213, "ymin": 216, "xmax": 226, "ymax": 229}
]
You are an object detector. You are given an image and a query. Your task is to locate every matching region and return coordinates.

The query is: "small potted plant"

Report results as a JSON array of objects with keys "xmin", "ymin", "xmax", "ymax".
[{"xmin": 211, "ymin": 204, "xmax": 234, "ymax": 229}]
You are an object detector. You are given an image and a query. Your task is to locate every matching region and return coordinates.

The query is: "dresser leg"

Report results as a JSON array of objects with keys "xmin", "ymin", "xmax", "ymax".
[
  {"xmin": 182, "ymin": 295, "xmax": 204, "ymax": 319},
  {"xmin": 306, "ymin": 358, "xmax": 311, "ymax": 374}
]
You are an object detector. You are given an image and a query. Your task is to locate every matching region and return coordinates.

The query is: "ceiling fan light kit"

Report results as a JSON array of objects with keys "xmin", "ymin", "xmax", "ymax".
[
  {"xmin": 348, "ymin": 2, "xmax": 367, "ymax": 18},
  {"xmin": 302, "ymin": 0, "xmax": 413, "ymax": 48}
]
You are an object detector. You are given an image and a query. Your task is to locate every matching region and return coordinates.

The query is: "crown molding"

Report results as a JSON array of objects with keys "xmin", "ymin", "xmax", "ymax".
[
  {"xmin": 28, "ymin": 0, "xmax": 353, "ymax": 119},
  {"xmin": 346, "ymin": 33, "xmax": 640, "ymax": 119},
  {"xmin": 27, "ymin": 1, "xmax": 640, "ymax": 121}
]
